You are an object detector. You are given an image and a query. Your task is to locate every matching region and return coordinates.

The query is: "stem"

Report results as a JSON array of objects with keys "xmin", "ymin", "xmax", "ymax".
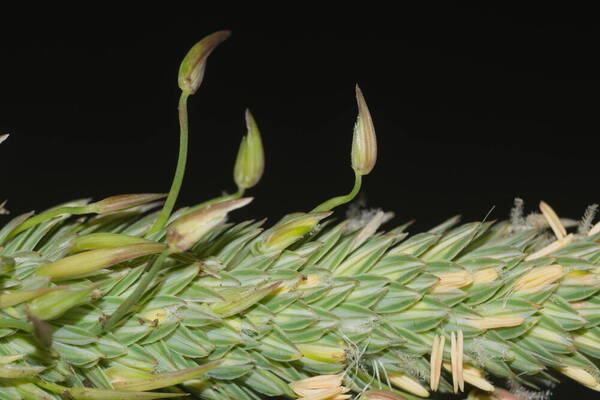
[
  {"xmin": 146, "ymin": 91, "xmax": 191, "ymax": 236},
  {"xmin": 311, "ymin": 171, "xmax": 362, "ymax": 213},
  {"xmin": 102, "ymin": 250, "xmax": 172, "ymax": 332}
]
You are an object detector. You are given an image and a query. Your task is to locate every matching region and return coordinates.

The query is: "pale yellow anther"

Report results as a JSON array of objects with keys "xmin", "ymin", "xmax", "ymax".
[
  {"xmin": 291, "ymin": 374, "xmax": 347, "ymax": 400},
  {"xmin": 585, "ymin": 383, "xmax": 600, "ymax": 392},
  {"xmin": 514, "ymin": 265, "xmax": 564, "ymax": 292},
  {"xmin": 389, "ymin": 373, "xmax": 430, "ymax": 398},
  {"xmin": 431, "ymin": 271, "xmax": 473, "ymax": 293},
  {"xmin": 472, "ymin": 268, "xmax": 499, "ymax": 284},
  {"xmin": 429, "ymin": 335, "xmax": 444, "ymax": 391},
  {"xmin": 291, "ymin": 374, "xmax": 343, "ymax": 390},
  {"xmin": 539, "ymin": 201, "xmax": 567, "ymax": 240},
  {"xmin": 450, "ymin": 332, "xmax": 458, "ymax": 393},
  {"xmin": 295, "ymin": 387, "xmax": 349, "ymax": 400},
  {"xmin": 589, "ymin": 221, "xmax": 600, "ymax": 237},
  {"xmin": 361, "ymin": 390, "xmax": 408, "ymax": 400},
  {"xmin": 444, "ymin": 363, "xmax": 494, "ymax": 392},
  {"xmin": 457, "ymin": 330, "xmax": 464, "ymax": 392},
  {"xmin": 330, "ymin": 394, "xmax": 352, "ymax": 400},
  {"xmin": 558, "ymin": 366, "xmax": 599, "ymax": 388},
  {"xmin": 468, "ymin": 316, "xmax": 525, "ymax": 330},
  {"xmin": 525, "ymin": 234, "xmax": 573, "ymax": 261},
  {"xmin": 429, "ymin": 335, "xmax": 437, "ymax": 390}
]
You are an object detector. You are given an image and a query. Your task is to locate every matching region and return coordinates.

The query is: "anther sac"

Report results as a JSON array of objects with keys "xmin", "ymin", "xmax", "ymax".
[{"xmin": 1, "ymin": 32, "xmax": 600, "ymax": 400}]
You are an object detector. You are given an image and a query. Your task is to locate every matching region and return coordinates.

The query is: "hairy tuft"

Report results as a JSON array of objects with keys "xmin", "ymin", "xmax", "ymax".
[
  {"xmin": 578, "ymin": 204, "xmax": 599, "ymax": 235},
  {"xmin": 510, "ymin": 197, "xmax": 527, "ymax": 232},
  {"xmin": 507, "ymin": 380, "xmax": 552, "ymax": 400}
]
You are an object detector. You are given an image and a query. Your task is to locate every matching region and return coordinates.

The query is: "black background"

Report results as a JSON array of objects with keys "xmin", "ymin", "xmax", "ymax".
[{"xmin": 0, "ymin": 6, "xmax": 598, "ymax": 397}]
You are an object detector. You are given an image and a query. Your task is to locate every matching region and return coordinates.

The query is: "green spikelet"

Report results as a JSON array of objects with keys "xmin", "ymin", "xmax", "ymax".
[{"xmin": 2, "ymin": 32, "xmax": 600, "ymax": 400}]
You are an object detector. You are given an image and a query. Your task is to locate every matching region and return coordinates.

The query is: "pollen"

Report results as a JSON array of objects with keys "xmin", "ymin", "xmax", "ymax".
[
  {"xmin": 429, "ymin": 335, "xmax": 445, "ymax": 391},
  {"xmin": 514, "ymin": 265, "xmax": 564, "ymax": 292},
  {"xmin": 431, "ymin": 271, "xmax": 473, "ymax": 293},
  {"xmin": 472, "ymin": 268, "xmax": 499, "ymax": 284},
  {"xmin": 468, "ymin": 316, "xmax": 525, "ymax": 330}
]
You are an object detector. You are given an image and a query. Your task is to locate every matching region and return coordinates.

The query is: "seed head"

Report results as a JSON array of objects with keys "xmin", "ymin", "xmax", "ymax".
[
  {"xmin": 178, "ymin": 30, "xmax": 231, "ymax": 94},
  {"xmin": 351, "ymin": 85, "xmax": 377, "ymax": 175},
  {"xmin": 234, "ymin": 109, "xmax": 265, "ymax": 190}
]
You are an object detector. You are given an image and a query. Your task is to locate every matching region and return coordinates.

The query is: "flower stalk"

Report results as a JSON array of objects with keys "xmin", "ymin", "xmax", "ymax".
[
  {"xmin": 312, "ymin": 85, "xmax": 375, "ymax": 212},
  {"xmin": 146, "ymin": 31, "xmax": 231, "ymax": 236}
]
